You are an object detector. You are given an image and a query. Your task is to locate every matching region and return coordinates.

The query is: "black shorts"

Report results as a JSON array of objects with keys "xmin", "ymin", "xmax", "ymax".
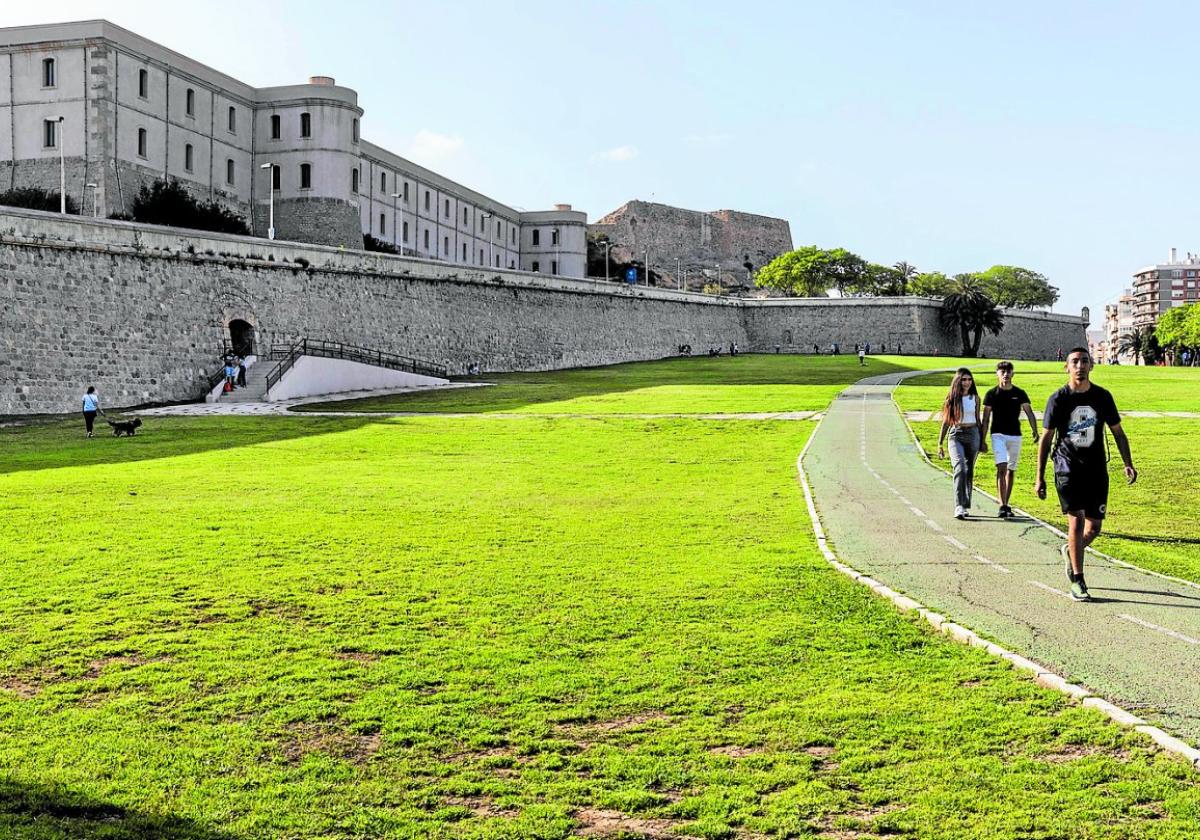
[{"xmin": 1054, "ymin": 471, "xmax": 1109, "ymax": 520}]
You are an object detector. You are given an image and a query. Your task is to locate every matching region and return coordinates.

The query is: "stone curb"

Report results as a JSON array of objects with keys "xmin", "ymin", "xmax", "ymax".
[{"xmin": 794, "ymin": 389, "xmax": 1200, "ymax": 774}]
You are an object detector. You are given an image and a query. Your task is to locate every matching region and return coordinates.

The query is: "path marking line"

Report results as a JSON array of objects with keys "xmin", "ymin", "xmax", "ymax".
[
  {"xmin": 974, "ymin": 554, "xmax": 1013, "ymax": 574},
  {"xmin": 943, "ymin": 535, "xmax": 968, "ymax": 551},
  {"xmin": 909, "ymin": 506, "xmax": 927, "ymax": 518},
  {"xmin": 1029, "ymin": 580, "xmax": 1072, "ymax": 600},
  {"xmin": 1118, "ymin": 614, "xmax": 1200, "ymax": 646},
  {"xmin": 924, "ymin": 519, "xmax": 944, "ymax": 532}
]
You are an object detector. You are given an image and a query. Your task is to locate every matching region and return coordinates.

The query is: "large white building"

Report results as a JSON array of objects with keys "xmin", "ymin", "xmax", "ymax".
[
  {"xmin": 1132, "ymin": 248, "xmax": 1200, "ymax": 331},
  {"xmin": 0, "ymin": 20, "xmax": 587, "ymax": 276},
  {"xmin": 1103, "ymin": 288, "xmax": 1136, "ymax": 364}
]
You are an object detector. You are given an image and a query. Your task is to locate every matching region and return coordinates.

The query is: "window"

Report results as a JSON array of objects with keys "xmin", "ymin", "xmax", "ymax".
[
  {"xmin": 444, "ymin": 198, "xmax": 450, "ymax": 218},
  {"xmin": 496, "ymin": 220, "xmax": 501, "ymax": 237},
  {"xmin": 552, "ymin": 260, "xmax": 558, "ymax": 275},
  {"xmin": 300, "ymin": 112, "xmax": 311, "ymax": 138},
  {"xmin": 228, "ymin": 106, "xmax": 236, "ymax": 133},
  {"xmin": 380, "ymin": 171, "xmax": 386, "ymax": 192},
  {"xmin": 511, "ymin": 229, "xmax": 516, "ymax": 244},
  {"xmin": 510, "ymin": 260, "xmax": 515, "ymax": 269},
  {"xmin": 463, "ymin": 207, "xmax": 469, "ymax": 224},
  {"xmin": 184, "ymin": 143, "xmax": 194, "ymax": 172},
  {"xmin": 403, "ymin": 182, "xmax": 409, "ymax": 202},
  {"xmin": 443, "ymin": 236, "xmax": 449, "ymax": 256},
  {"xmin": 42, "ymin": 58, "xmax": 56, "ymax": 88},
  {"xmin": 479, "ymin": 248, "xmax": 484, "ymax": 265},
  {"xmin": 185, "ymin": 88, "xmax": 195, "ymax": 117},
  {"xmin": 532, "ymin": 229, "xmax": 540, "ymax": 246},
  {"xmin": 352, "ymin": 118, "xmax": 359, "ymax": 143},
  {"xmin": 351, "ymin": 167, "xmax": 359, "ymax": 193},
  {"xmin": 462, "ymin": 243, "xmax": 467, "ymax": 260},
  {"xmin": 423, "ymin": 229, "xmax": 429, "ymax": 249},
  {"xmin": 551, "ymin": 229, "xmax": 559, "ymax": 246},
  {"xmin": 299, "ymin": 163, "xmax": 311, "ymax": 189},
  {"xmin": 226, "ymin": 158, "xmax": 235, "ymax": 185},
  {"xmin": 532, "ymin": 261, "xmax": 540, "ymax": 272},
  {"xmin": 271, "ymin": 164, "xmax": 280, "ymax": 190},
  {"xmin": 424, "ymin": 190, "xmax": 430, "ymax": 211},
  {"xmin": 403, "ymin": 221, "xmax": 409, "ymax": 243},
  {"xmin": 380, "ymin": 213, "xmax": 386, "ymax": 235},
  {"xmin": 42, "ymin": 119, "xmax": 58, "ymax": 149},
  {"xmin": 495, "ymin": 254, "xmax": 500, "ymax": 268},
  {"xmin": 138, "ymin": 68, "xmax": 148, "ymax": 98},
  {"xmin": 137, "ymin": 128, "xmax": 147, "ymax": 158},
  {"xmin": 270, "ymin": 114, "xmax": 281, "ymax": 139}
]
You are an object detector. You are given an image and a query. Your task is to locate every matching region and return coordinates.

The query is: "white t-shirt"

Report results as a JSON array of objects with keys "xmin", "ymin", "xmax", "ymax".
[{"xmin": 960, "ymin": 395, "xmax": 977, "ymax": 425}]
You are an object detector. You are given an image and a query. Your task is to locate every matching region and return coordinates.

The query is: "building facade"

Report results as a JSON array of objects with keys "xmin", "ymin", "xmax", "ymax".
[
  {"xmin": 0, "ymin": 19, "xmax": 586, "ymax": 276},
  {"xmin": 1132, "ymin": 248, "xmax": 1200, "ymax": 330},
  {"xmin": 1103, "ymin": 288, "xmax": 1136, "ymax": 363}
]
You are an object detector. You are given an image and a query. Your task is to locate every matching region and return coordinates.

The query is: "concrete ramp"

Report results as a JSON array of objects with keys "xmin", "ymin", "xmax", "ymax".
[{"xmin": 268, "ymin": 355, "xmax": 448, "ymax": 401}]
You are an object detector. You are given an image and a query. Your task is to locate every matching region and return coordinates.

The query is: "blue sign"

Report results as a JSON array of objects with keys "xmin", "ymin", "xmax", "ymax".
[{"xmin": 625, "ymin": 267, "xmax": 638, "ymax": 283}]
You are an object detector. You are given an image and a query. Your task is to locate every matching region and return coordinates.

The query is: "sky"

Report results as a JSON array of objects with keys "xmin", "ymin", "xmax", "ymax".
[{"xmin": 7, "ymin": 1, "xmax": 1199, "ymax": 321}]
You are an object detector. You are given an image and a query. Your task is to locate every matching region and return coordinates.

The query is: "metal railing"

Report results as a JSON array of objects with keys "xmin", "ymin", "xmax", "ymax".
[{"xmin": 263, "ymin": 337, "xmax": 448, "ymax": 394}]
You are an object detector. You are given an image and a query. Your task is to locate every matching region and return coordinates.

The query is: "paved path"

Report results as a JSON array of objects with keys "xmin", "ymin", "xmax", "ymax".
[{"xmin": 805, "ymin": 372, "xmax": 1200, "ymax": 744}]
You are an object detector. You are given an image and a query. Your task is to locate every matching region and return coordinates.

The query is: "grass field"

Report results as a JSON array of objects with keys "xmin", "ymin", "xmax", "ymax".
[
  {"xmin": 4, "ymin": 356, "xmax": 1200, "ymax": 838},
  {"xmin": 897, "ymin": 363, "xmax": 1200, "ymax": 582}
]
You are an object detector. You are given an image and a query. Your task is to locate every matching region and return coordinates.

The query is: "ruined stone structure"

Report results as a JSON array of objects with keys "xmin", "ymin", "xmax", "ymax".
[
  {"xmin": 0, "ymin": 20, "xmax": 586, "ymax": 275},
  {"xmin": 1, "ymin": 209, "xmax": 1088, "ymax": 415},
  {"xmin": 589, "ymin": 201, "xmax": 793, "ymax": 291}
]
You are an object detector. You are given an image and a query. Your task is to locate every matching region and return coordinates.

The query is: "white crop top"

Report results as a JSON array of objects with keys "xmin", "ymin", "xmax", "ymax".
[{"xmin": 959, "ymin": 395, "xmax": 977, "ymax": 425}]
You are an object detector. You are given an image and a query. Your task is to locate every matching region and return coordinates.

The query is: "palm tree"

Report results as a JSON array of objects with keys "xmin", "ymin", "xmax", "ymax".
[
  {"xmin": 1117, "ymin": 327, "xmax": 1152, "ymax": 365},
  {"xmin": 939, "ymin": 273, "xmax": 1005, "ymax": 356},
  {"xmin": 893, "ymin": 261, "xmax": 918, "ymax": 296}
]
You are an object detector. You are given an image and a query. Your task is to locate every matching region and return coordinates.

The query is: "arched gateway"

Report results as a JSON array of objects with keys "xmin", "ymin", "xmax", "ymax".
[{"xmin": 228, "ymin": 319, "xmax": 256, "ymax": 356}]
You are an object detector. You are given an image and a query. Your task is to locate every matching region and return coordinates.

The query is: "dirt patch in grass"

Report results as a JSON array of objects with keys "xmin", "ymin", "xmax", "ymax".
[
  {"xmin": 555, "ymin": 711, "xmax": 670, "ymax": 744},
  {"xmin": 815, "ymin": 802, "xmax": 903, "ymax": 837},
  {"xmin": 279, "ymin": 721, "xmax": 382, "ymax": 765},
  {"xmin": 574, "ymin": 807, "xmax": 690, "ymax": 838},
  {"xmin": 2, "ymin": 655, "xmax": 167, "ymax": 699},
  {"xmin": 0, "ymin": 674, "xmax": 45, "ymax": 698},
  {"xmin": 708, "ymin": 744, "xmax": 764, "ymax": 758},
  {"xmin": 333, "ymin": 650, "xmax": 381, "ymax": 663},
  {"xmin": 444, "ymin": 794, "xmax": 518, "ymax": 819},
  {"xmin": 1037, "ymin": 743, "xmax": 1134, "ymax": 763}
]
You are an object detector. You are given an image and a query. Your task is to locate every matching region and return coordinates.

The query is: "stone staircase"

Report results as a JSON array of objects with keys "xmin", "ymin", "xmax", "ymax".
[{"xmin": 220, "ymin": 362, "xmax": 272, "ymax": 403}]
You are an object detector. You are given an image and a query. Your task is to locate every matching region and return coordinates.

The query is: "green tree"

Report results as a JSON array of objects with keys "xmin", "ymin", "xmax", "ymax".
[
  {"xmin": 0, "ymin": 186, "xmax": 79, "ymax": 214},
  {"xmin": 1154, "ymin": 304, "xmax": 1200, "ymax": 364},
  {"xmin": 977, "ymin": 265, "xmax": 1060, "ymax": 309},
  {"xmin": 1117, "ymin": 327, "xmax": 1154, "ymax": 366},
  {"xmin": 860, "ymin": 263, "xmax": 906, "ymax": 296},
  {"xmin": 130, "ymin": 178, "xmax": 249, "ymax": 235},
  {"xmin": 909, "ymin": 271, "xmax": 955, "ymax": 298},
  {"xmin": 939, "ymin": 274, "xmax": 1004, "ymax": 356},
  {"xmin": 893, "ymin": 261, "xmax": 919, "ymax": 295},
  {"xmin": 755, "ymin": 246, "xmax": 867, "ymax": 297}
]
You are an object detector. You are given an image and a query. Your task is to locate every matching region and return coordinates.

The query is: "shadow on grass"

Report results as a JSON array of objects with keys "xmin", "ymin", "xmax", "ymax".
[
  {"xmin": 0, "ymin": 415, "xmax": 376, "ymax": 477},
  {"xmin": 294, "ymin": 353, "xmax": 927, "ymax": 414},
  {"xmin": 0, "ymin": 780, "xmax": 242, "ymax": 839}
]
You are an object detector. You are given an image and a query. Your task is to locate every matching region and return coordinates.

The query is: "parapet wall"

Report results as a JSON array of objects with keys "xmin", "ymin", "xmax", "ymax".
[{"xmin": 0, "ymin": 209, "xmax": 1086, "ymax": 415}]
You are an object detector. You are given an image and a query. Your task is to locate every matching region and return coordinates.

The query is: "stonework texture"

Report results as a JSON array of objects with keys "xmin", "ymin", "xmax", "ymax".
[
  {"xmin": 252, "ymin": 198, "xmax": 363, "ymax": 248},
  {"xmin": 0, "ymin": 209, "xmax": 1086, "ymax": 415},
  {"xmin": 590, "ymin": 200, "xmax": 793, "ymax": 291}
]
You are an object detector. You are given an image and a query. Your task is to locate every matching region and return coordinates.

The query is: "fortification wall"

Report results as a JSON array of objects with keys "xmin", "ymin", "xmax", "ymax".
[{"xmin": 0, "ymin": 209, "xmax": 1086, "ymax": 416}]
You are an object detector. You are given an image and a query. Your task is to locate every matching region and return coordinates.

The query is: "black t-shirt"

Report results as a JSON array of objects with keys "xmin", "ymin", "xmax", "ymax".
[
  {"xmin": 1043, "ymin": 384, "xmax": 1121, "ymax": 475},
  {"xmin": 984, "ymin": 385, "xmax": 1030, "ymax": 436}
]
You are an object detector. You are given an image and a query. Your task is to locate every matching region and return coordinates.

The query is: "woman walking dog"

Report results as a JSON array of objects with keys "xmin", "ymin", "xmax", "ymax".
[{"xmin": 937, "ymin": 368, "xmax": 987, "ymax": 519}]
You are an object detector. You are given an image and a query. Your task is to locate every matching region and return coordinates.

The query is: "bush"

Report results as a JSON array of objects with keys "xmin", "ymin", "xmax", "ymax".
[
  {"xmin": 129, "ymin": 178, "xmax": 250, "ymax": 236},
  {"xmin": 0, "ymin": 187, "xmax": 79, "ymax": 214},
  {"xmin": 363, "ymin": 234, "xmax": 398, "ymax": 254}
]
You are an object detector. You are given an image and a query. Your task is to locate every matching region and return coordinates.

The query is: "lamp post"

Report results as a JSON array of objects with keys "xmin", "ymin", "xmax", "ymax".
[
  {"xmin": 259, "ymin": 162, "xmax": 275, "ymax": 239},
  {"xmin": 85, "ymin": 182, "xmax": 99, "ymax": 218},
  {"xmin": 389, "ymin": 192, "xmax": 403, "ymax": 254},
  {"xmin": 601, "ymin": 239, "xmax": 615, "ymax": 283},
  {"xmin": 481, "ymin": 211, "xmax": 492, "ymax": 268},
  {"xmin": 645, "ymin": 247, "xmax": 651, "ymax": 286},
  {"xmin": 57, "ymin": 116, "xmax": 65, "ymax": 214}
]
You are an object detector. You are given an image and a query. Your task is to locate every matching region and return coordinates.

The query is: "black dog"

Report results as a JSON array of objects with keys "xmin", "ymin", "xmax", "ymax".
[{"xmin": 107, "ymin": 418, "xmax": 143, "ymax": 437}]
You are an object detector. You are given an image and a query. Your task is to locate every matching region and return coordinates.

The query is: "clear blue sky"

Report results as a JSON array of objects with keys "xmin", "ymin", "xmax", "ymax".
[{"xmin": 11, "ymin": 1, "xmax": 1198, "ymax": 321}]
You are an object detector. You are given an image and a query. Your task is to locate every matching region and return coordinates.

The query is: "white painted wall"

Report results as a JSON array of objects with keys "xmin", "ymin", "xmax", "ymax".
[{"xmin": 267, "ymin": 355, "xmax": 447, "ymax": 401}]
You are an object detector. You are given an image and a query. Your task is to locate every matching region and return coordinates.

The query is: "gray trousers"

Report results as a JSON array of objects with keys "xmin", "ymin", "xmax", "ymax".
[{"xmin": 947, "ymin": 426, "xmax": 981, "ymax": 509}]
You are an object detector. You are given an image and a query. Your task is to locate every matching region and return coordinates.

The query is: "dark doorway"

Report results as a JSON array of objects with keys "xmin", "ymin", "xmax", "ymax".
[{"xmin": 229, "ymin": 319, "xmax": 255, "ymax": 356}]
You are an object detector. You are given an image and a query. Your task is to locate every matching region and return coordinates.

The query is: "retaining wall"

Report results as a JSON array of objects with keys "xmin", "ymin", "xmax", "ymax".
[{"xmin": 0, "ymin": 208, "xmax": 1087, "ymax": 415}]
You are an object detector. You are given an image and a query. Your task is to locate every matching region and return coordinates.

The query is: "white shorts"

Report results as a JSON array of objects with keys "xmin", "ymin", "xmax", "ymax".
[{"xmin": 991, "ymin": 434, "xmax": 1022, "ymax": 470}]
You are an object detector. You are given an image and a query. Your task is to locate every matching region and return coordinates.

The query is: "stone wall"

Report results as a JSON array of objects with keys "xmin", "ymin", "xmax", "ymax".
[
  {"xmin": 0, "ymin": 208, "xmax": 1086, "ymax": 415},
  {"xmin": 251, "ymin": 197, "xmax": 362, "ymax": 248},
  {"xmin": 590, "ymin": 200, "xmax": 793, "ymax": 290}
]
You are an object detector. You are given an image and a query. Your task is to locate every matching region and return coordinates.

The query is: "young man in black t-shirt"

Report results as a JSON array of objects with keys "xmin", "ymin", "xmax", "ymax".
[
  {"xmin": 1034, "ymin": 347, "xmax": 1138, "ymax": 601},
  {"xmin": 981, "ymin": 360, "xmax": 1039, "ymax": 518}
]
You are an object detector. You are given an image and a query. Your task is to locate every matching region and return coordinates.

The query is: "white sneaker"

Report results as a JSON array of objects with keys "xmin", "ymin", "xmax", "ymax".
[{"xmin": 954, "ymin": 505, "xmax": 966, "ymax": 519}]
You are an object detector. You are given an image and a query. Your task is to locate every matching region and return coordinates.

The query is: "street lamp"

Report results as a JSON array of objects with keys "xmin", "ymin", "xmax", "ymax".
[
  {"xmin": 599, "ymin": 239, "xmax": 616, "ymax": 283},
  {"xmin": 259, "ymin": 162, "xmax": 275, "ymax": 239},
  {"xmin": 85, "ymin": 182, "xmax": 99, "ymax": 218},
  {"xmin": 56, "ymin": 116, "xmax": 65, "ymax": 214},
  {"xmin": 389, "ymin": 192, "xmax": 403, "ymax": 254}
]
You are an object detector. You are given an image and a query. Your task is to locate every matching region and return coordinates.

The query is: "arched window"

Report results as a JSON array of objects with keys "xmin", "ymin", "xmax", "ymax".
[
  {"xmin": 299, "ymin": 163, "xmax": 311, "ymax": 189},
  {"xmin": 185, "ymin": 88, "xmax": 195, "ymax": 117},
  {"xmin": 137, "ymin": 128, "xmax": 147, "ymax": 158},
  {"xmin": 351, "ymin": 167, "xmax": 359, "ymax": 193},
  {"xmin": 228, "ymin": 106, "xmax": 237, "ymax": 133}
]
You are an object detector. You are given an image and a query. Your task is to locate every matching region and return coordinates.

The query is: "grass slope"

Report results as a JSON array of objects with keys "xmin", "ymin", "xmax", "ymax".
[{"xmin": 3, "ymin": 357, "xmax": 1200, "ymax": 838}]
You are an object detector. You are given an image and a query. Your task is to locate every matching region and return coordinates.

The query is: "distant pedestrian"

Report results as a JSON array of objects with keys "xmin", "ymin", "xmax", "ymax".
[
  {"xmin": 224, "ymin": 361, "xmax": 237, "ymax": 391},
  {"xmin": 858, "ymin": 346, "xmax": 866, "ymax": 366},
  {"xmin": 936, "ymin": 368, "xmax": 987, "ymax": 519},
  {"xmin": 236, "ymin": 355, "xmax": 247, "ymax": 388},
  {"xmin": 865, "ymin": 342, "xmax": 871, "ymax": 354},
  {"xmin": 1035, "ymin": 347, "xmax": 1137, "ymax": 602},
  {"xmin": 81, "ymin": 385, "xmax": 106, "ymax": 438},
  {"xmin": 833, "ymin": 342, "xmax": 840, "ymax": 355},
  {"xmin": 813, "ymin": 343, "xmax": 820, "ymax": 355},
  {"xmin": 774, "ymin": 344, "xmax": 781, "ymax": 354},
  {"xmin": 981, "ymin": 360, "xmax": 1038, "ymax": 518},
  {"xmin": 896, "ymin": 342, "xmax": 902, "ymax": 354}
]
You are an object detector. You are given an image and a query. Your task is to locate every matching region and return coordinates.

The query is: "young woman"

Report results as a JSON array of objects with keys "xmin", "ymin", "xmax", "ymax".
[
  {"xmin": 937, "ymin": 368, "xmax": 987, "ymax": 519},
  {"xmin": 81, "ymin": 385, "xmax": 105, "ymax": 438}
]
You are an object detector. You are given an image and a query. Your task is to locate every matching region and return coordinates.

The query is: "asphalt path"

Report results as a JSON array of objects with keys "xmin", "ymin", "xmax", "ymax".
[{"xmin": 804, "ymin": 371, "xmax": 1200, "ymax": 744}]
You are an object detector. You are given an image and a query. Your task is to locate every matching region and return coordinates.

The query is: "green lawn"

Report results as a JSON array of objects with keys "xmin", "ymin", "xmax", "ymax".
[
  {"xmin": 4, "ymin": 357, "xmax": 1200, "ymax": 838},
  {"xmin": 297, "ymin": 354, "xmax": 975, "ymax": 415},
  {"xmin": 895, "ymin": 363, "xmax": 1200, "ymax": 414}
]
